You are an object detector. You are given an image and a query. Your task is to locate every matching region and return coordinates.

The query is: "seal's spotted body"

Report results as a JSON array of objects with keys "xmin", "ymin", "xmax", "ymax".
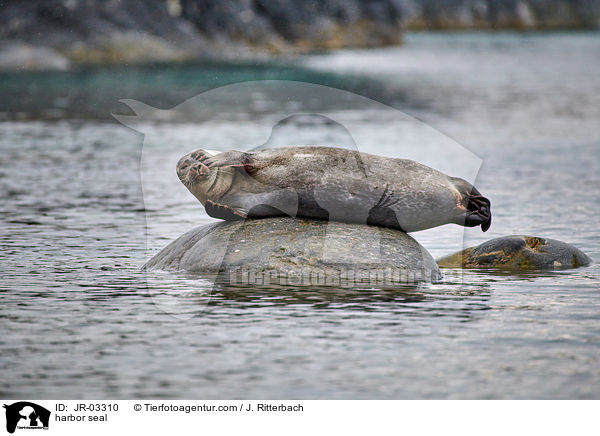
[{"xmin": 176, "ymin": 146, "xmax": 492, "ymax": 233}]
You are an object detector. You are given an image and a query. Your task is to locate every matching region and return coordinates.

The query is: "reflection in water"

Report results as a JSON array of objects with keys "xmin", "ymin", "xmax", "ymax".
[{"xmin": 146, "ymin": 274, "xmax": 492, "ymax": 310}]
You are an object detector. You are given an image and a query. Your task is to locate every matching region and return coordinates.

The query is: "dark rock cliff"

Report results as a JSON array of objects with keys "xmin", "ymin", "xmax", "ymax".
[{"xmin": 0, "ymin": 0, "xmax": 598, "ymax": 70}]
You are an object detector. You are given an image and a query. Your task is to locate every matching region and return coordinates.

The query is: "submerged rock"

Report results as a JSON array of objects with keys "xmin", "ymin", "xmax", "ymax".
[
  {"xmin": 437, "ymin": 235, "xmax": 592, "ymax": 270},
  {"xmin": 144, "ymin": 217, "xmax": 441, "ymax": 285}
]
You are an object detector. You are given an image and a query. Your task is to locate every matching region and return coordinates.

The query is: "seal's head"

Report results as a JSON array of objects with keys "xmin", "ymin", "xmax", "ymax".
[
  {"xmin": 450, "ymin": 177, "xmax": 492, "ymax": 232},
  {"xmin": 176, "ymin": 149, "xmax": 234, "ymax": 204}
]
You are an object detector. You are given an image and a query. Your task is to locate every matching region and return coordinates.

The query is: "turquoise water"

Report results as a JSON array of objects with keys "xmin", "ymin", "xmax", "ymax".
[
  {"xmin": 1, "ymin": 32, "xmax": 599, "ymax": 399},
  {"xmin": 0, "ymin": 61, "xmax": 385, "ymax": 120}
]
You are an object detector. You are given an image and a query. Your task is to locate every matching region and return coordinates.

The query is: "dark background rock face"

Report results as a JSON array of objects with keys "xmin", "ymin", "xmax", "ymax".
[
  {"xmin": 1, "ymin": 0, "xmax": 598, "ymax": 67},
  {"xmin": 0, "ymin": 0, "xmax": 199, "ymax": 45},
  {"xmin": 0, "ymin": 0, "xmax": 209, "ymax": 66}
]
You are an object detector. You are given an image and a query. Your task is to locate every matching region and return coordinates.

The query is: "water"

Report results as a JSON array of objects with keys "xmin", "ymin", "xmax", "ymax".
[{"xmin": 1, "ymin": 32, "xmax": 599, "ymax": 399}]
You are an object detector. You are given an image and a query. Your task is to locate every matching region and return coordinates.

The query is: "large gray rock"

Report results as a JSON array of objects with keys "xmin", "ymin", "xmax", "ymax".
[
  {"xmin": 437, "ymin": 235, "xmax": 592, "ymax": 270},
  {"xmin": 145, "ymin": 217, "xmax": 442, "ymax": 286}
]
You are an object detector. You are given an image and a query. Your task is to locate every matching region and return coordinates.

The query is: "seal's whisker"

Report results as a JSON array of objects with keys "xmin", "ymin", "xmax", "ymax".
[
  {"xmin": 189, "ymin": 172, "xmax": 202, "ymax": 186},
  {"xmin": 207, "ymin": 169, "xmax": 221, "ymax": 193}
]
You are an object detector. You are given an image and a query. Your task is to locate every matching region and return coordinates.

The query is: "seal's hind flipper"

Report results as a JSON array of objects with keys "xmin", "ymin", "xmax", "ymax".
[
  {"xmin": 464, "ymin": 194, "xmax": 492, "ymax": 232},
  {"xmin": 205, "ymin": 200, "xmax": 247, "ymax": 221}
]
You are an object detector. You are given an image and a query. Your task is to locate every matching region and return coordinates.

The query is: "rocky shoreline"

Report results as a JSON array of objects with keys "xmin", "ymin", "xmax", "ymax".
[{"xmin": 1, "ymin": 0, "xmax": 599, "ymax": 71}]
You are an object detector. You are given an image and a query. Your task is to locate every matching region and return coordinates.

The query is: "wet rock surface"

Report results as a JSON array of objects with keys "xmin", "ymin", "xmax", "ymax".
[
  {"xmin": 437, "ymin": 235, "xmax": 592, "ymax": 270},
  {"xmin": 144, "ymin": 217, "xmax": 442, "ymax": 284}
]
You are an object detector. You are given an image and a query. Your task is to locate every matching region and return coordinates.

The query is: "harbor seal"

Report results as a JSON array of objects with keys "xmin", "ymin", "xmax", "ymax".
[
  {"xmin": 437, "ymin": 235, "xmax": 592, "ymax": 270},
  {"xmin": 176, "ymin": 146, "xmax": 492, "ymax": 233}
]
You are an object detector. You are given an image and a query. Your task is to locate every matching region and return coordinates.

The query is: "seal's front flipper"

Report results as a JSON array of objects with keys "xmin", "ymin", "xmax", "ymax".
[
  {"xmin": 205, "ymin": 200, "xmax": 247, "ymax": 221},
  {"xmin": 367, "ymin": 206, "xmax": 404, "ymax": 231},
  {"xmin": 366, "ymin": 185, "xmax": 404, "ymax": 230}
]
